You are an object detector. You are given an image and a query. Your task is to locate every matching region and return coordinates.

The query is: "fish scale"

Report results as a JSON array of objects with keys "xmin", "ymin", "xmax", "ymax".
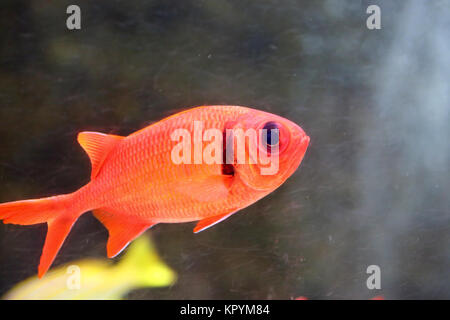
[{"xmin": 87, "ymin": 107, "xmax": 243, "ymax": 219}]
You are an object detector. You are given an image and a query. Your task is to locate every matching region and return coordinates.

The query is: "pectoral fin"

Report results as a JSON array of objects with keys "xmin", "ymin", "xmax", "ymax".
[
  {"xmin": 93, "ymin": 209, "xmax": 157, "ymax": 258},
  {"xmin": 176, "ymin": 175, "xmax": 233, "ymax": 202},
  {"xmin": 194, "ymin": 210, "xmax": 238, "ymax": 233}
]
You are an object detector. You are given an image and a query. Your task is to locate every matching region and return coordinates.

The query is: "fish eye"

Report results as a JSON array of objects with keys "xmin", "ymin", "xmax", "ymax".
[{"xmin": 262, "ymin": 121, "xmax": 280, "ymax": 147}]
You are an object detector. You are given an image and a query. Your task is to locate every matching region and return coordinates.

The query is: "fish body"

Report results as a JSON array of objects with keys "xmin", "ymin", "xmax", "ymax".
[
  {"xmin": 0, "ymin": 105, "xmax": 309, "ymax": 277},
  {"xmin": 3, "ymin": 236, "xmax": 176, "ymax": 300}
]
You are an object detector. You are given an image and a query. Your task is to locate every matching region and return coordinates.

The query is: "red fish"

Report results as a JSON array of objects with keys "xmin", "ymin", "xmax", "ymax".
[{"xmin": 0, "ymin": 105, "xmax": 310, "ymax": 277}]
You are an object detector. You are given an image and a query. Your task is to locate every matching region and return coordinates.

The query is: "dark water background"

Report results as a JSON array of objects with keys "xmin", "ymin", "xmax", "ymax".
[{"xmin": 0, "ymin": 0, "xmax": 449, "ymax": 299}]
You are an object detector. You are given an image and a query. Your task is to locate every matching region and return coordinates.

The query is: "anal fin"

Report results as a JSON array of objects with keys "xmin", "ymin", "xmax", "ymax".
[
  {"xmin": 93, "ymin": 209, "xmax": 157, "ymax": 258},
  {"xmin": 194, "ymin": 210, "xmax": 238, "ymax": 233}
]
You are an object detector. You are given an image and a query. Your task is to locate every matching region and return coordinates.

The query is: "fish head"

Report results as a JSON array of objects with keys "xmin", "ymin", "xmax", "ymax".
[{"xmin": 226, "ymin": 109, "xmax": 310, "ymax": 191}]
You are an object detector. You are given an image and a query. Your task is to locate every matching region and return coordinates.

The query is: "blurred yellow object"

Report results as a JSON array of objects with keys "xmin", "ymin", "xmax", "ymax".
[{"xmin": 3, "ymin": 235, "xmax": 176, "ymax": 300}]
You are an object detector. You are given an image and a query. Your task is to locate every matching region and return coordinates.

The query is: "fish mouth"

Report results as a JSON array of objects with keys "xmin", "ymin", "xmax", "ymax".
[
  {"xmin": 289, "ymin": 134, "xmax": 310, "ymax": 171},
  {"xmin": 301, "ymin": 135, "xmax": 310, "ymax": 148},
  {"xmin": 292, "ymin": 129, "xmax": 309, "ymax": 149},
  {"xmin": 299, "ymin": 135, "xmax": 310, "ymax": 155}
]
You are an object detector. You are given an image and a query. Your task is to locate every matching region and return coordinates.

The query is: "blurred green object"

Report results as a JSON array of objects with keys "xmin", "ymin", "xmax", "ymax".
[{"xmin": 3, "ymin": 235, "xmax": 176, "ymax": 300}]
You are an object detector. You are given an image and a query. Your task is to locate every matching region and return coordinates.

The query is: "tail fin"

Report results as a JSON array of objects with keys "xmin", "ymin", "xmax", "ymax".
[
  {"xmin": 116, "ymin": 235, "xmax": 176, "ymax": 288},
  {"xmin": 0, "ymin": 194, "xmax": 81, "ymax": 278}
]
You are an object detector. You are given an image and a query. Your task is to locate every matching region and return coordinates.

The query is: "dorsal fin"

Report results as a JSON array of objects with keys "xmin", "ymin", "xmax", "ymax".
[{"xmin": 77, "ymin": 131, "xmax": 124, "ymax": 179}]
